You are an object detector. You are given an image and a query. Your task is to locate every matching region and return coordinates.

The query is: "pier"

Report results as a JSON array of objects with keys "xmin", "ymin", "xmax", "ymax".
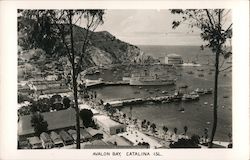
[{"xmin": 104, "ymin": 88, "xmax": 212, "ymax": 107}]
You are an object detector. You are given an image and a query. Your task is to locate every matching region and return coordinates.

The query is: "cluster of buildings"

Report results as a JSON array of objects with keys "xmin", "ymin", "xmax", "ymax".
[
  {"xmin": 18, "ymin": 78, "xmax": 72, "ymax": 100},
  {"xmin": 18, "ymin": 95, "xmax": 165, "ymax": 149}
]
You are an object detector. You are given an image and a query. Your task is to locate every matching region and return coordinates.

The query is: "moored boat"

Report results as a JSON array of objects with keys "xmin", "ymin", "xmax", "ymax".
[
  {"xmin": 195, "ymin": 88, "xmax": 205, "ymax": 95},
  {"xmin": 182, "ymin": 93, "xmax": 199, "ymax": 101}
]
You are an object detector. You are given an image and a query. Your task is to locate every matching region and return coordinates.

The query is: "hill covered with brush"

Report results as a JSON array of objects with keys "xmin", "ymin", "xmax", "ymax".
[{"xmin": 18, "ymin": 19, "xmax": 146, "ymax": 73}]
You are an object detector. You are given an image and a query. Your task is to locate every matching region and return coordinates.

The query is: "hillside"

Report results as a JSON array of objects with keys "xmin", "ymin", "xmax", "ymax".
[
  {"xmin": 70, "ymin": 24, "xmax": 143, "ymax": 65},
  {"xmin": 18, "ymin": 22, "xmax": 146, "ymax": 76}
]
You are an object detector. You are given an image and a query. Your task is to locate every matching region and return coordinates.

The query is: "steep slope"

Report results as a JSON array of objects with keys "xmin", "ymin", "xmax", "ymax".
[
  {"xmin": 70, "ymin": 25, "xmax": 143, "ymax": 65},
  {"xmin": 18, "ymin": 23, "xmax": 148, "ymax": 74}
]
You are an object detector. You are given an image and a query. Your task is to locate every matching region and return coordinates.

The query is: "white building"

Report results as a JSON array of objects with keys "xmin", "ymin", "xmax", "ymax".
[
  {"xmin": 93, "ymin": 115, "xmax": 126, "ymax": 135},
  {"xmin": 165, "ymin": 53, "xmax": 183, "ymax": 65}
]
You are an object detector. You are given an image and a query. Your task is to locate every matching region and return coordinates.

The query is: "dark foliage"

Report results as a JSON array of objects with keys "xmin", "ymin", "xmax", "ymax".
[
  {"xmin": 30, "ymin": 113, "xmax": 48, "ymax": 136},
  {"xmin": 137, "ymin": 142, "xmax": 150, "ymax": 148},
  {"xmin": 170, "ymin": 134, "xmax": 201, "ymax": 148},
  {"xmin": 150, "ymin": 123, "xmax": 157, "ymax": 132},
  {"xmin": 79, "ymin": 109, "xmax": 95, "ymax": 128},
  {"xmin": 18, "ymin": 94, "xmax": 32, "ymax": 103},
  {"xmin": 62, "ymin": 96, "xmax": 71, "ymax": 108},
  {"xmin": 163, "ymin": 126, "xmax": 168, "ymax": 133}
]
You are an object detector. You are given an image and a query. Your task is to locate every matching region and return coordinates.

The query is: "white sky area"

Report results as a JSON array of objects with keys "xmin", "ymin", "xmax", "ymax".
[{"xmin": 90, "ymin": 9, "xmax": 231, "ymax": 46}]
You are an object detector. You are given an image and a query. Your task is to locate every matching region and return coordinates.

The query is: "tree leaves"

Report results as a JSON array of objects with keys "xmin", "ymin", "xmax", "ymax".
[
  {"xmin": 172, "ymin": 21, "xmax": 181, "ymax": 29},
  {"xmin": 170, "ymin": 9, "xmax": 232, "ymax": 55},
  {"xmin": 31, "ymin": 113, "xmax": 48, "ymax": 136}
]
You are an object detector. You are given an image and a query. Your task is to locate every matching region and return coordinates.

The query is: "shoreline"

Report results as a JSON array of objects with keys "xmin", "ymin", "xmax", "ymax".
[{"xmin": 84, "ymin": 99, "xmax": 231, "ymax": 148}]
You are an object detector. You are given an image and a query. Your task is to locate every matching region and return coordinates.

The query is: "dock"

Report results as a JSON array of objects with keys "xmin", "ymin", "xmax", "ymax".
[{"xmin": 104, "ymin": 88, "xmax": 212, "ymax": 107}]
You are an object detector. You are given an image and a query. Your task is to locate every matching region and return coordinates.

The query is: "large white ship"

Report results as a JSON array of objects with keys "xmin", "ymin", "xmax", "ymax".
[{"xmin": 129, "ymin": 66, "xmax": 176, "ymax": 86}]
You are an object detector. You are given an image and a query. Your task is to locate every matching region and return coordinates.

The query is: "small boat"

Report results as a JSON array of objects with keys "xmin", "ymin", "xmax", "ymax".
[
  {"xmin": 182, "ymin": 93, "xmax": 199, "ymax": 101},
  {"xmin": 94, "ymin": 70, "xmax": 100, "ymax": 74},
  {"xmin": 172, "ymin": 91, "xmax": 183, "ymax": 101},
  {"xmin": 155, "ymin": 89, "xmax": 160, "ymax": 92},
  {"xmin": 134, "ymin": 91, "xmax": 140, "ymax": 94},
  {"xmin": 179, "ymin": 108, "xmax": 185, "ymax": 112},
  {"xmin": 204, "ymin": 88, "xmax": 213, "ymax": 94},
  {"xmin": 198, "ymin": 74, "xmax": 204, "ymax": 77},
  {"xmin": 161, "ymin": 90, "xmax": 168, "ymax": 94},
  {"xmin": 162, "ymin": 99, "xmax": 171, "ymax": 103},
  {"xmin": 146, "ymin": 101, "xmax": 155, "ymax": 105},
  {"xmin": 179, "ymin": 85, "xmax": 188, "ymax": 89},
  {"xmin": 187, "ymin": 71, "xmax": 194, "ymax": 74},
  {"xmin": 195, "ymin": 88, "xmax": 205, "ymax": 95},
  {"xmin": 149, "ymin": 91, "xmax": 154, "ymax": 94}
]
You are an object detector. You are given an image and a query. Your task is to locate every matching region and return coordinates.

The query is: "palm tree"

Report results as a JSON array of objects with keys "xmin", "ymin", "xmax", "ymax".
[
  {"xmin": 146, "ymin": 121, "xmax": 151, "ymax": 130},
  {"xmin": 204, "ymin": 128, "xmax": 208, "ymax": 143},
  {"xmin": 183, "ymin": 126, "xmax": 188, "ymax": 135},
  {"xmin": 123, "ymin": 113, "xmax": 126, "ymax": 119},
  {"xmin": 174, "ymin": 127, "xmax": 178, "ymax": 134},
  {"xmin": 150, "ymin": 123, "xmax": 157, "ymax": 133},
  {"xmin": 147, "ymin": 121, "xmax": 150, "ymax": 126},
  {"xmin": 163, "ymin": 126, "xmax": 168, "ymax": 134}
]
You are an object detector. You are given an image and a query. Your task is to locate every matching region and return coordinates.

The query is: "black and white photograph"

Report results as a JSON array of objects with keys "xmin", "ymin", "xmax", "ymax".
[
  {"xmin": 0, "ymin": 0, "xmax": 249, "ymax": 160},
  {"xmin": 17, "ymin": 9, "xmax": 233, "ymax": 149}
]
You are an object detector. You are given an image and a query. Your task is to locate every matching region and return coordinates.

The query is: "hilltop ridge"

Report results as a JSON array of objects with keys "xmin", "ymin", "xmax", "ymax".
[{"xmin": 18, "ymin": 23, "xmax": 151, "ymax": 79}]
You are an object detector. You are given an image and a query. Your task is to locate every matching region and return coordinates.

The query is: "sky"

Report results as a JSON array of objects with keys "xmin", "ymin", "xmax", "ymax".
[
  {"xmin": 78, "ymin": 10, "xmax": 231, "ymax": 46},
  {"xmin": 95, "ymin": 10, "xmax": 203, "ymax": 46}
]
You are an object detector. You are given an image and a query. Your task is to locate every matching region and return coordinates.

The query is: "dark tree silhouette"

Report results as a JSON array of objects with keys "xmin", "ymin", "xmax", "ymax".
[
  {"xmin": 50, "ymin": 94, "xmax": 62, "ymax": 104},
  {"xmin": 163, "ymin": 126, "xmax": 168, "ymax": 134},
  {"xmin": 171, "ymin": 9, "xmax": 232, "ymax": 148},
  {"xmin": 170, "ymin": 134, "xmax": 201, "ymax": 148},
  {"xmin": 104, "ymin": 103, "xmax": 111, "ymax": 111},
  {"xmin": 138, "ymin": 142, "xmax": 150, "ymax": 148},
  {"xmin": 62, "ymin": 96, "xmax": 71, "ymax": 108},
  {"xmin": 174, "ymin": 127, "xmax": 178, "ymax": 134},
  {"xmin": 147, "ymin": 121, "xmax": 150, "ymax": 126},
  {"xmin": 31, "ymin": 113, "xmax": 48, "ymax": 136},
  {"xmin": 108, "ymin": 107, "xmax": 116, "ymax": 117},
  {"xmin": 150, "ymin": 123, "xmax": 157, "ymax": 133},
  {"xmin": 79, "ymin": 109, "xmax": 94, "ymax": 128},
  {"xmin": 183, "ymin": 125, "xmax": 188, "ymax": 135},
  {"xmin": 123, "ymin": 113, "xmax": 126, "ymax": 119}
]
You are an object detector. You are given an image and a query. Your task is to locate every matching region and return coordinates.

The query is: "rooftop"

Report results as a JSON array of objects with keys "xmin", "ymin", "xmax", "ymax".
[
  {"xmin": 106, "ymin": 135, "xmax": 133, "ymax": 146},
  {"xmin": 85, "ymin": 127, "xmax": 103, "ymax": 136},
  {"xmin": 18, "ymin": 108, "xmax": 77, "ymax": 136},
  {"xmin": 93, "ymin": 114, "xmax": 125, "ymax": 128}
]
